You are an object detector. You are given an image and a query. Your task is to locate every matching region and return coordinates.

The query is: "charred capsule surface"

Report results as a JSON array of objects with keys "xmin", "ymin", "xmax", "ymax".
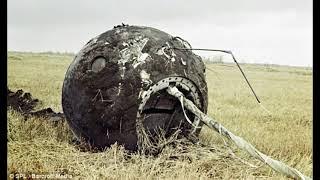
[{"xmin": 62, "ymin": 25, "xmax": 208, "ymax": 151}]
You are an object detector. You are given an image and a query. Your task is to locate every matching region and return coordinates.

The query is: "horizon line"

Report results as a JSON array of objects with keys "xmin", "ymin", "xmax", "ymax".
[{"xmin": 7, "ymin": 50, "xmax": 312, "ymax": 68}]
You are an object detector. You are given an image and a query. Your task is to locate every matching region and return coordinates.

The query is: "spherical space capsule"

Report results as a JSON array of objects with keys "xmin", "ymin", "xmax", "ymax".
[{"xmin": 62, "ymin": 25, "xmax": 208, "ymax": 151}]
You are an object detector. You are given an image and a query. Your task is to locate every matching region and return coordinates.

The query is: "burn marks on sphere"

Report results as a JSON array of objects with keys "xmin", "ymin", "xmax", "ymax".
[{"xmin": 62, "ymin": 25, "xmax": 208, "ymax": 151}]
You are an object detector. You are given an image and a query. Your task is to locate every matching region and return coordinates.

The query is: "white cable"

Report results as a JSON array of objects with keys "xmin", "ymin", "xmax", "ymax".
[
  {"xmin": 166, "ymin": 86, "xmax": 311, "ymax": 180},
  {"xmin": 173, "ymin": 88, "xmax": 201, "ymax": 129}
]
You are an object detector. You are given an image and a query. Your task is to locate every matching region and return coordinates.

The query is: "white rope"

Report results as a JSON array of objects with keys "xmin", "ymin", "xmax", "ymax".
[
  {"xmin": 172, "ymin": 87, "xmax": 202, "ymax": 130},
  {"xmin": 166, "ymin": 86, "xmax": 311, "ymax": 180},
  {"xmin": 179, "ymin": 95, "xmax": 193, "ymax": 125}
]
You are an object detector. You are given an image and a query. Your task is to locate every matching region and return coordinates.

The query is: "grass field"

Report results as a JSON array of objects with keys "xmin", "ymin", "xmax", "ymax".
[{"xmin": 7, "ymin": 51, "xmax": 312, "ymax": 179}]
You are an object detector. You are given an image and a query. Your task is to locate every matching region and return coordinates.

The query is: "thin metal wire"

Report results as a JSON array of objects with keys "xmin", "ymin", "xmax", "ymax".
[{"xmin": 171, "ymin": 47, "xmax": 261, "ymax": 103}]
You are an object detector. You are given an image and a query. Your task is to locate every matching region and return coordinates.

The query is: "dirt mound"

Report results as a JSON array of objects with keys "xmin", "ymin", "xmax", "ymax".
[
  {"xmin": 7, "ymin": 87, "xmax": 39, "ymax": 113},
  {"xmin": 7, "ymin": 87, "xmax": 65, "ymax": 122}
]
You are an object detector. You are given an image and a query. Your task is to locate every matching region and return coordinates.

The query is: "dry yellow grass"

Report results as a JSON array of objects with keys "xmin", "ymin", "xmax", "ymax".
[{"xmin": 8, "ymin": 52, "xmax": 312, "ymax": 179}]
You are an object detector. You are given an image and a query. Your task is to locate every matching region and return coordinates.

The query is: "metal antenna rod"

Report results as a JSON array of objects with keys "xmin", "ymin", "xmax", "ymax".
[{"xmin": 171, "ymin": 47, "xmax": 261, "ymax": 104}]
